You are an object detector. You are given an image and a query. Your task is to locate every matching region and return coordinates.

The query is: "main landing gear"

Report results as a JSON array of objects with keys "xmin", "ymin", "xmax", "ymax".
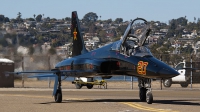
[
  {"xmin": 138, "ymin": 78, "xmax": 153, "ymax": 104},
  {"xmin": 54, "ymin": 72, "xmax": 62, "ymax": 103}
]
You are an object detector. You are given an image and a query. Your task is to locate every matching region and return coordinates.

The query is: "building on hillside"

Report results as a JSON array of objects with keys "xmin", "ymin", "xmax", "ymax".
[
  {"xmin": 56, "ymin": 43, "xmax": 71, "ymax": 56},
  {"xmin": 24, "ymin": 21, "xmax": 36, "ymax": 29}
]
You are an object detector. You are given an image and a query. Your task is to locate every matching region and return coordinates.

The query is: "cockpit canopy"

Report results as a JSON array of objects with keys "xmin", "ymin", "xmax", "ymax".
[
  {"xmin": 111, "ymin": 18, "xmax": 152, "ymax": 57},
  {"xmin": 122, "ymin": 18, "xmax": 150, "ymax": 47}
]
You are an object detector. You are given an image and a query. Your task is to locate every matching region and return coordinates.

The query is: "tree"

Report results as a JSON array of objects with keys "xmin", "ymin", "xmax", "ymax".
[
  {"xmin": 106, "ymin": 19, "xmax": 112, "ymax": 24},
  {"xmin": 83, "ymin": 12, "xmax": 98, "ymax": 24},
  {"xmin": 0, "ymin": 15, "xmax": 5, "ymax": 22},
  {"xmin": 0, "ymin": 38, "xmax": 8, "ymax": 47},
  {"xmin": 46, "ymin": 17, "xmax": 50, "ymax": 21},
  {"xmin": 17, "ymin": 12, "xmax": 23, "ymax": 23},
  {"xmin": 115, "ymin": 18, "xmax": 123, "ymax": 24},
  {"xmin": 88, "ymin": 24, "xmax": 96, "ymax": 35},
  {"xmin": 50, "ymin": 18, "xmax": 57, "ymax": 22},
  {"xmin": 116, "ymin": 25, "xmax": 128, "ymax": 35},
  {"xmin": 176, "ymin": 17, "xmax": 187, "ymax": 26},
  {"xmin": 4, "ymin": 17, "xmax": 10, "ymax": 22},
  {"xmin": 10, "ymin": 18, "xmax": 17, "ymax": 23},
  {"xmin": 36, "ymin": 14, "xmax": 42, "ymax": 22},
  {"xmin": 41, "ymin": 22, "xmax": 53, "ymax": 30},
  {"xmin": 28, "ymin": 46, "xmax": 35, "ymax": 55},
  {"xmin": 182, "ymin": 45, "xmax": 193, "ymax": 54},
  {"xmin": 29, "ymin": 23, "xmax": 36, "ymax": 28},
  {"xmin": 65, "ymin": 17, "xmax": 71, "ymax": 21},
  {"xmin": 99, "ymin": 30, "xmax": 106, "ymax": 37},
  {"xmin": 48, "ymin": 47, "xmax": 56, "ymax": 55},
  {"xmin": 27, "ymin": 18, "xmax": 35, "ymax": 21},
  {"xmin": 17, "ymin": 12, "xmax": 21, "ymax": 19}
]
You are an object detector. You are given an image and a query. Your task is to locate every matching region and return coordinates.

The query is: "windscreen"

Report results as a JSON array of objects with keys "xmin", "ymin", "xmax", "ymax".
[{"xmin": 175, "ymin": 63, "xmax": 184, "ymax": 70}]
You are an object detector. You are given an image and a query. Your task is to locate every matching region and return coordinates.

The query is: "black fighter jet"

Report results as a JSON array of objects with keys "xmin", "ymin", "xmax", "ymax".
[{"xmin": 13, "ymin": 11, "xmax": 179, "ymax": 104}]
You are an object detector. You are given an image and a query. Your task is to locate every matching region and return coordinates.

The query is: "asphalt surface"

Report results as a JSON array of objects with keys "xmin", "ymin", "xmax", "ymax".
[{"xmin": 0, "ymin": 88, "xmax": 200, "ymax": 112}]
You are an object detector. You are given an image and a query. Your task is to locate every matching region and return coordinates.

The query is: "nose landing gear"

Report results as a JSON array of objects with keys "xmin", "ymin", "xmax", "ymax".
[{"xmin": 138, "ymin": 78, "xmax": 153, "ymax": 104}]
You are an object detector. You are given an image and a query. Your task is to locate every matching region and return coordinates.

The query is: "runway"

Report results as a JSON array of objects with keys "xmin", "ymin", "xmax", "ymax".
[{"xmin": 0, "ymin": 88, "xmax": 200, "ymax": 112}]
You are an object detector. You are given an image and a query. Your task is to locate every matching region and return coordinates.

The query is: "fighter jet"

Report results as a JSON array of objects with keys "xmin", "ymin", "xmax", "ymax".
[{"xmin": 13, "ymin": 11, "xmax": 179, "ymax": 104}]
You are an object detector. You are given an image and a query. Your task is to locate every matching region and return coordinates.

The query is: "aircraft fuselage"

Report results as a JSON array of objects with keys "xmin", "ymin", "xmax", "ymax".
[{"xmin": 56, "ymin": 42, "xmax": 178, "ymax": 79}]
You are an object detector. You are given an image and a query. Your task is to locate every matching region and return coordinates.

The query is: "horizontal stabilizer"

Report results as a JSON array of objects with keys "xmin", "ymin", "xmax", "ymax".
[
  {"xmin": 6, "ymin": 70, "xmax": 58, "ymax": 75},
  {"xmin": 28, "ymin": 74, "xmax": 55, "ymax": 78}
]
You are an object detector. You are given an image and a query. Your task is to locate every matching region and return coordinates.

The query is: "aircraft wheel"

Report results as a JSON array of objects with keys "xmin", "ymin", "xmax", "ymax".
[
  {"xmin": 54, "ymin": 90, "xmax": 62, "ymax": 103},
  {"xmin": 146, "ymin": 91, "xmax": 153, "ymax": 104},
  {"xmin": 139, "ymin": 87, "xmax": 147, "ymax": 101},
  {"xmin": 180, "ymin": 83, "xmax": 188, "ymax": 88},
  {"xmin": 163, "ymin": 79, "xmax": 172, "ymax": 87},
  {"xmin": 75, "ymin": 83, "xmax": 82, "ymax": 89},
  {"xmin": 87, "ymin": 84, "xmax": 93, "ymax": 89}
]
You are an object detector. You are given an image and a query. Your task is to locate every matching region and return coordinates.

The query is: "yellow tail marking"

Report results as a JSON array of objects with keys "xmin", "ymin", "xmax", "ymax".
[{"xmin": 73, "ymin": 28, "xmax": 77, "ymax": 40}]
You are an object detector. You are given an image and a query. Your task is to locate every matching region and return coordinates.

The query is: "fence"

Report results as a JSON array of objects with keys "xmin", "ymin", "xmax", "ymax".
[
  {"xmin": 0, "ymin": 54, "xmax": 199, "ymax": 78},
  {"xmin": 154, "ymin": 54, "xmax": 200, "ymax": 67}
]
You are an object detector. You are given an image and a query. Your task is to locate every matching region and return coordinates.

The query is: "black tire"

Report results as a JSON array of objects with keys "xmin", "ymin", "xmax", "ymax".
[
  {"xmin": 180, "ymin": 83, "xmax": 188, "ymax": 88},
  {"xmin": 163, "ymin": 79, "xmax": 172, "ymax": 87},
  {"xmin": 75, "ymin": 84, "xmax": 82, "ymax": 89},
  {"xmin": 139, "ymin": 87, "xmax": 147, "ymax": 101},
  {"xmin": 54, "ymin": 90, "xmax": 62, "ymax": 103},
  {"xmin": 87, "ymin": 84, "xmax": 93, "ymax": 89},
  {"xmin": 146, "ymin": 91, "xmax": 153, "ymax": 104}
]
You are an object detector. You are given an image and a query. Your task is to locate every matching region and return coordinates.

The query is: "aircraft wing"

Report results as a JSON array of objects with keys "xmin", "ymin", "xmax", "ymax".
[
  {"xmin": 6, "ymin": 70, "xmax": 57, "ymax": 75},
  {"xmin": 6, "ymin": 69, "xmax": 95, "ymax": 77}
]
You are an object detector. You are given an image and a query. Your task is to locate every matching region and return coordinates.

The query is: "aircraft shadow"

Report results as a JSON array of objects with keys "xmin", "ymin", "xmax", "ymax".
[
  {"xmin": 37, "ymin": 99, "xmax": 200, "ymax": 106},
  {"xmin": 154, "ymin": 100, "xmax": 200, "ymax": 106}
]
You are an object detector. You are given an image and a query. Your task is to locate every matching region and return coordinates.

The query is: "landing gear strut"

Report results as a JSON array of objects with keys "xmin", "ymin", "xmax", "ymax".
[
  {"xmin": 138, "ymin": 78, "xmax": 153, "ymax": 104},
  {"xmin": 54, "ymin": 72, "xmax": 62, "ymax": 103}
]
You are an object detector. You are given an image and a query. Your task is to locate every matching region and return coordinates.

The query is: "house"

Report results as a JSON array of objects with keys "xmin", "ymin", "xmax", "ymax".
[
  {"xmin": 56, "ymin": 43, "xmax": 72, "ymax": 56},
  {"xmin": 83, "ymin": 33, "xmax": 97, "ymax": 39},
  {"xmin": 24, "ymin": 21, "xmax": 36, "ymax": 29},
  {"xmin": 182, "ymin": 29, "xmax": 197, "ymax": 38},
  {"xmin": 84, "ymin": 37, "xmax": 100, "ymax": 50},
  {"xmin": 84, "ymin": 39, "xmax": 99, "ymax": 47},
  {"xmin": 148, "ymin": 36, "xmax": 158, "ymax": 44}
]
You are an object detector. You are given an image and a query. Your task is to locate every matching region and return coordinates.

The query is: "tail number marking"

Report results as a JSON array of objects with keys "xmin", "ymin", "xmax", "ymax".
[{"xmin": 137, "ymin": 61, "xmax": 148, "ymax": 75}]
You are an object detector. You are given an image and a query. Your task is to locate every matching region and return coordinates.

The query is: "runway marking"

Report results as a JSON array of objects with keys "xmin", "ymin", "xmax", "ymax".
[{"xmin": 122, "ymin": 102, "xmax": 179, "ymax": 112}]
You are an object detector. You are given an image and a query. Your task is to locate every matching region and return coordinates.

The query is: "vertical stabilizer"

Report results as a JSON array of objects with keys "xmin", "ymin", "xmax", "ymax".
[{"xmin": 71, "ymin": 11, "xmax": 88, "ymax": 57}]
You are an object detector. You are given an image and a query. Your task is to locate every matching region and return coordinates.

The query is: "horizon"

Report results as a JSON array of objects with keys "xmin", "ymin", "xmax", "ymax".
[{"xmin": 0, "ymin": 0, "xmax": 200, "ymax": 23}]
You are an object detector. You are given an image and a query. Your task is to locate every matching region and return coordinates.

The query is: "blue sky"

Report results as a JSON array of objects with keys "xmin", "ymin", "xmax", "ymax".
[{"xmin": 0, "ymin": 0, "xmax": 199, "ymax": 23}]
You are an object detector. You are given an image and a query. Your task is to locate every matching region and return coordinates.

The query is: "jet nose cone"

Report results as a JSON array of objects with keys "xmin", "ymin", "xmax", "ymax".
[{"xmin": 158, "ymin": 67, "xmax": 179, "ymax": 78}]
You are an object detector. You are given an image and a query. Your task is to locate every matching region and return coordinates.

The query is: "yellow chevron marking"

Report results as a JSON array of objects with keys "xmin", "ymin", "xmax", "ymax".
[{"xmin": 122, "ymin": 102, "xmax": 179, "ymax": 112}]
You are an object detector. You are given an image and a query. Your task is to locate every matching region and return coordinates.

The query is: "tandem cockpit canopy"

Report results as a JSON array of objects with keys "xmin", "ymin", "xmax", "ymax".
[{"xmin": 111, "ymin": 18, "xmax": 152, "ymax": 57}]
